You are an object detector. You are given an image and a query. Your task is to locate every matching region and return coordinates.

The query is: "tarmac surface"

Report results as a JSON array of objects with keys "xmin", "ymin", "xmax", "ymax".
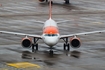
[{"xmin": 0, "ymin": 0, "xmax": 105, "ymax": 70}]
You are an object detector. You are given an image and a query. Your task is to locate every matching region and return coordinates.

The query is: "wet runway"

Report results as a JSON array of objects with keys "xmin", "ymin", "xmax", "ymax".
[{"xmin": 0, "ymin": 0, "xmax": 105, "ymax": 70}]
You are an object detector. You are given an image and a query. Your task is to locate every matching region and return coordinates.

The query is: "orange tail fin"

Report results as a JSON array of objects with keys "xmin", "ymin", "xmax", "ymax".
[{"xmin": 49, "ymin": 0, "xmax": 52, "ymax": 19}]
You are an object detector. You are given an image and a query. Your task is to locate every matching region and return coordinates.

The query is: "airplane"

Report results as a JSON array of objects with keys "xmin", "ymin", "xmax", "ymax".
[
  {"xmin": 39, "ymin": 0, "xmax": 70, "ymax": 4},
  {"xmin": 0, "ymin": 0, "xmax": 105, "ymax": 56}
]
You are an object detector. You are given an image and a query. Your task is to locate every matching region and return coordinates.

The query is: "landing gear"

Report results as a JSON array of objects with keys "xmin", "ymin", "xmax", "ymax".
[
  {"xmin": 48, "ymin": 0, "xmax": 53, "ymax": 4},
  {"xmin": 32, "ymin": 43, "xmax": 38, "ymax": 52},
  {"xmin": 46, "ymin": 0, "xmax": 48, "ymax": 2},
  {"xmin": 49, "ymin": 49, "xmax": 53, "ymax": 56},
  {"xmin": 32, "ymin": 37, "xmax": 39, "ymax": 52},
  {"xmin": 65, "ymin": 0, "xmax": 70, "ymax": 4},
  {"xmin": 64, "ymin": 43, "xmax": 70, "ymax": 51},
  {"xmin": 63, "ymin": 37, "xmax": 70, "ymax": 51},
  {"xmin": 49, "ymin": 47, "xmax": 54, "ymax": 56}
]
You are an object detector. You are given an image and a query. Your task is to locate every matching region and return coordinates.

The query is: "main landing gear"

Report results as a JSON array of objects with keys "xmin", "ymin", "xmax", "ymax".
[
  {"xmin": 63, "ymin": 37, "xmax": 70, "ymax": 51},
  {"xmin": 32, "ymin": 37, "xmax": 39, "ymax": 52},
  {"xmin": 31, "ymin": 37, "xmax": 70, "ymax": 56},
  {"xmin": 65, "ymin": 0, "xmax": 70, "ymax": 4}
]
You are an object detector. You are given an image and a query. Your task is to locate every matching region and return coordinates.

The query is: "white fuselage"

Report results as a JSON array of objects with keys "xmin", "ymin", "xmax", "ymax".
[{"xmin": 42, "ymin": 18, "xmax": 60, "ymax": 46}]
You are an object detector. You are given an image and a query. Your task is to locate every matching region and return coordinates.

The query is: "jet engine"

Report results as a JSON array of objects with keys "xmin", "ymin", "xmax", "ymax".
[
  {"xmin": 39, "ymin": 0, "xmax": 45, "ymax": 2},
  {"xmin": 21, "ymin": 36, "xmax": 32, "ymax": 48},
  {"xmin": 70, "ymin": 36, "xmax": 81, "ymax": 48}
]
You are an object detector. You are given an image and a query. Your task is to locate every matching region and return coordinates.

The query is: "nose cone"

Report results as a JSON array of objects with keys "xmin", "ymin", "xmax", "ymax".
[{"xmin": 44, "ymin": 37, "xmax": 59, "ymax": 46}]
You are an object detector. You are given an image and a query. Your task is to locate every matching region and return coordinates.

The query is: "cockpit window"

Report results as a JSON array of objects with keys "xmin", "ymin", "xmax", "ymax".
[{"xmin": 45, "ymin": 34, "xmax": 58, "ymax": 36}]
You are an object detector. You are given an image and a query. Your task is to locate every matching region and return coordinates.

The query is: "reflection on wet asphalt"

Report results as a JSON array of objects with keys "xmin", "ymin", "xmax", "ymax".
[
  {"xmin": 70, "ymin": 50, "xmax": 81, "ymax": 58},
  {"xmin": 0, "ymin": 0, "xmax": 105, "ymax": 70}
]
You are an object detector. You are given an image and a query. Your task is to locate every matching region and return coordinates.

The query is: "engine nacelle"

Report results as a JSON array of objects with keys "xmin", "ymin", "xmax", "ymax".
[
  {"xmin": 70, "ymin": 36, "xmax": 81, "ymax": 48},
  {"xmin": 39, "ymin": 0, "xmax": 45, "ymax": 2},
  {"xmin": 21, "ymin": 37, "xmax": 32, "ymax": 48}
]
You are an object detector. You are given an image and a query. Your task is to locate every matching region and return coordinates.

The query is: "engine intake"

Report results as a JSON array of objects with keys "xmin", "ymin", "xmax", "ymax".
[
  {"xmin": 70, "ymin": 36, "xmax": 81, "ymax": 48},
  {"xmin": 21, "ymin": 37, "xmax": 32, "ymax": 48}
]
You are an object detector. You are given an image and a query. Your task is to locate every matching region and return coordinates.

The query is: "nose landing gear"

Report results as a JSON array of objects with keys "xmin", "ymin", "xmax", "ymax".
[
  {"xmin": 46, "ymin": 0, "xmax": 48, "ymax": 2},
  {"xmin": 49, "ymin": 47, "xmax": 54, "ymax": 56},
  {"xmin": 49, "ymin": 49, "xmax": 54, "ymax": 56}
]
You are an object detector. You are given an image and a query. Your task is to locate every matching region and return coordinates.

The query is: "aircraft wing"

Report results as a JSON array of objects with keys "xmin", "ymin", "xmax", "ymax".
[
  {"xmin": 0, "ymin": 31, "xmax": 42, "ymax": 38},
  {"xmin": 60, "ymin": 30, "xmax": 105, "ymax": 38}
]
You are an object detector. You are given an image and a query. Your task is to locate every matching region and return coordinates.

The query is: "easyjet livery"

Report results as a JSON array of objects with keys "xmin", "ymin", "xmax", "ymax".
[{"xmin": 0, "ymin": 0, "xmax": 105, "ymax": 55}]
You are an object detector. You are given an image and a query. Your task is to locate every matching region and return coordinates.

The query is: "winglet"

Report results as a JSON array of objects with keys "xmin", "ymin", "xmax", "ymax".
[{"xmin": 49, "ymin": 0, "xmax": 52, "ymax": 19}]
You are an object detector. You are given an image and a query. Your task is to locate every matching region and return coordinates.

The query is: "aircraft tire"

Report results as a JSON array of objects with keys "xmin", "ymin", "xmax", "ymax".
[
  {"xmin": 35, "ymin": 43, "xmax": 38, "ymax": 51},
  {"xmin": 46, "ymin": 0, "xmax": 48, "ymax": 2},
  {"xmin": 64, "ymin": 43, "xmax": 70, "ymax": 51},
  {"xmin": 65, "ymin": 0, "xmax": 70, "ymax": 4},
  {"xmin": 64, "ymin": 43, "xmax": 66, "ymax": 50},
  {"xmin": 67, "ymin": 43, "xmax": 70, "ymax": 51},
  {"xmin": 49, "ymin": 50, "xmax": 53, "ymax": 56},
  {"xmin": 32, "ymin": 44, "xmax": 35, "ymax": 52}
]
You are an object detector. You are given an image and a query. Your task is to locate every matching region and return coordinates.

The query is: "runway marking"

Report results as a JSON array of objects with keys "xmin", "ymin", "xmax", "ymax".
[
  {"xmin": 0, "ymin": 68, "xmax": 8, "ymax": 70},
  {"xmin": 92, "ymin": 22, "xmax": 103, "ymax": 24},
  {"xmin": 7, "ymin": 62, "xmax": 40, "ymax": 68}
]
